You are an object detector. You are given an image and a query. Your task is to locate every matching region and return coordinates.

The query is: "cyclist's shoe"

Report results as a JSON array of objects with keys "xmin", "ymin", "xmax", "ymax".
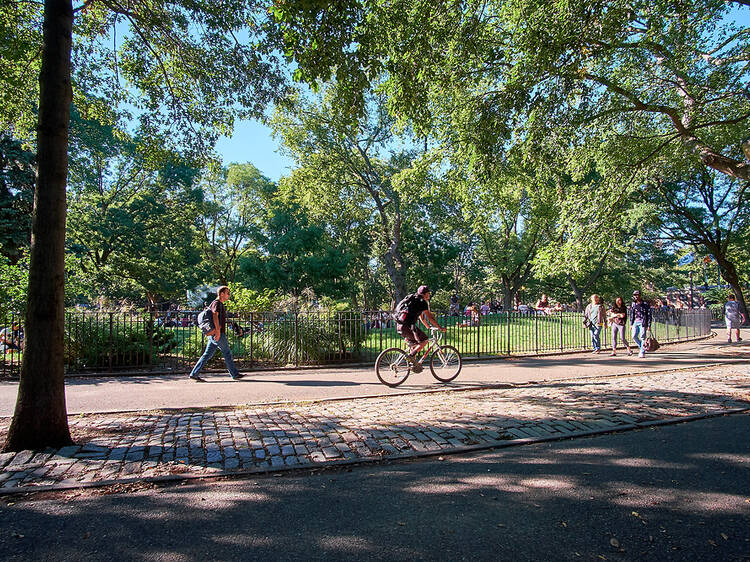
[{"xmin": 411, "ymin": 363, "xmax": 423, "ymax": 374}]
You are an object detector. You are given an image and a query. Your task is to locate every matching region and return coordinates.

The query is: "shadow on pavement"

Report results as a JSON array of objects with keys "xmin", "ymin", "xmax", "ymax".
[{"xmin": 1, "ymin": 414, "xmax": 748, "ymax": 560}]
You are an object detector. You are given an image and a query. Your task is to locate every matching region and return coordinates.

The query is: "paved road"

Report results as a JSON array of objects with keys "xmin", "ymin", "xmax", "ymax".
[
  {"xmin": 1, "ymin": 334, "xmax": 747, "ymax": 416},
  {"xmin": 2, "ymin": 413, "xmax": 748, "ymax": 560}
]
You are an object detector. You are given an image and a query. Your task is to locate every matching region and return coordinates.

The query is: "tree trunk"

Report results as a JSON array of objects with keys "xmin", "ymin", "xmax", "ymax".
[
  {"xmin": 568, "ymin": 275, "xmax": 584, "ymax": 312},
  {"xmin": 382, "ymin": 213, "xmax": 407, "ymax": 304},
  {"xmin": 3, "ymin": 0, "xmax": 74, "ymax": 452}
]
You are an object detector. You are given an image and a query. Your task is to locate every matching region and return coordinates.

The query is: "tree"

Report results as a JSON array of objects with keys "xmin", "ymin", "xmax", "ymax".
[
  {"xmin": 66, "ymin": 110, "xmax": 205, "ymax": 305},
  {"xmin": 197, "ymin": 163, "xmax": 275, "ymax": 285},
  {"xmin": 2, "ymin": 0, "xmax": 286, "ymax": 452},
  {"xmin": 0, "ymin": 134, "xmax": 35, "ymax": 264},
  {"xmin": 649, "ymin": 168, "xmax": 749, "ymax": 318},
  {"xmin": 272, "ymin": 87, "xmax": 428, "ymax": 304},
  {"xmin": 239, "ymin": 200, "xmax": 351, "ymax": 301}
]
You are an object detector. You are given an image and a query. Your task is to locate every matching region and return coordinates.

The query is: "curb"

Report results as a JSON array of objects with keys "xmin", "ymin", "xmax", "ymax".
[{"xmin": 2, "ymin": 407, "xmax": 748, "ymax": 496}]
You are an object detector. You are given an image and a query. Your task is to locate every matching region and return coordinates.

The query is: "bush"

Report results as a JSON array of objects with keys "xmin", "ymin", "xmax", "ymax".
[
  {"xmin": 65, "ymin": 314, "xmax": 177, "ymax": 370},
  {"xmin": 249, "ymin": 314, "xmax": 364, "ymax": 364}
]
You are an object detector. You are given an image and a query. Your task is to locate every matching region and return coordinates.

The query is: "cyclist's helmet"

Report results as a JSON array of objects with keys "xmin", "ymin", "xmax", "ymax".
[{"xmin": 417, "ymin": 285, "xmax": 431, "ymax": 295}]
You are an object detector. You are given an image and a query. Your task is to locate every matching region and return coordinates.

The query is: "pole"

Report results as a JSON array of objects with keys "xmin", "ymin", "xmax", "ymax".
[{"xmin": 689, "ymin": 271, "xmax": 694, "ymax": 309}]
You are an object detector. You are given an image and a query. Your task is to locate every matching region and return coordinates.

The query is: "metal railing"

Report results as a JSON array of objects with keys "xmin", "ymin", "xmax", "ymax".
[{"xmin": 0, "ymin": 308, "xmax": 713, "ymax": 376}]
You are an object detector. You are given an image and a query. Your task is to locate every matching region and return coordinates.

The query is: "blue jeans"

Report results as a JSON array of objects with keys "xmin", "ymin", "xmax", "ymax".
[
  {"xmin": 190, "ymin": 333, "xmax": 240, "ymax": 379},
  {"xmin": 632, "ymin": 323, "xmax": 646, "ymax": 354},
  {"xmin": 589, "ymin": 325, "xmax": 602, "ymax": 350}
]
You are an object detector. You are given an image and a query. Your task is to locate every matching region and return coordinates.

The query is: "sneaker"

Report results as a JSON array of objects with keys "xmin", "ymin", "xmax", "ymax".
[
  {"xmin": 610, "ymin": 352, "xmax": 616, "ymax": 356},
  {"xmin": 231, "ymin": 373, "xmax": 245, "ymax": 380},
  {"xmin": 728, "ymin": 338, "xmax": 732, "ymax": 343},
  {"xmin": 638, "ymin": 352, "xmax": 645, "ymax": 358},
  {"xmin": 189, "ymin": 375, "xmax": 206, "ymax": 382},
  {"xmin": 411, "ymin": 363, "xmax": 423, "ymax": 374},
  {"xmin": 627, "ymin": 350, "xmax": 633, "ymax": 356},
  {"xmin": 738, "ymin": 337, "xmax": 743, "ymax": 342}
]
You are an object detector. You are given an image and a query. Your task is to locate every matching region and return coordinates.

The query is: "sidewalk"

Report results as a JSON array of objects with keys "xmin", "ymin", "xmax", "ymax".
[
  {"xmin": 1, "ymin": 356, "xmax": 748, "ymax": 494},
  {"xmin": 1, "ymin": 331, "xmax": 746, "ymax": 416}
]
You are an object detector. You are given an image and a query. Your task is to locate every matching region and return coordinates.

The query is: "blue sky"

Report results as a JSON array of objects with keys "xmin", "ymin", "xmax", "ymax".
[{"xmin": 214, "ymin": 119, "xmax": 293, "ymax": 182}]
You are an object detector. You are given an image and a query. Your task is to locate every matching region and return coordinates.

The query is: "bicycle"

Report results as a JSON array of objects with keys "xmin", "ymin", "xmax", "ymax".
[{"xmin": 375, "ymin": 327, "xmax": 462, "ymax": 387}]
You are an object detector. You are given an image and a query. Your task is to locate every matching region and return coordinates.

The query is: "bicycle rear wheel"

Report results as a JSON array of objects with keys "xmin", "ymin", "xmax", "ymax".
[
  {"xmin": 430, "ymin": 345, "xmax": 462, "ymax": 382},
  {"xmin": 375, "ymin": 347, "xmax": 411, "ymax": 387}
]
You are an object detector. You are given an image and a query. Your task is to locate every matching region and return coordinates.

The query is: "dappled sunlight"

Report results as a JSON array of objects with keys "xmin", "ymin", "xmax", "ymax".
[
  {"xmin": 605, "ymin": 457, "xmax": 693, "ymax": 469},
  {"xmin": 316, "ymin": 535, "xmax": 379, "ymax": 553},
  {"xmin": 212, "ymin": 534, "xmax": 275, "ymax": 547},
  {"xmin": 404, "ymin": 474, "xmax": 540, "ymax": 495},
  {"xmin": 550, "ymin": 447, "xmax": 620, "ymax": 457},
  {"xmin": 607, "ymin": 484, "xmax": 750, "ymax": 515},
  {"xmin": 517, "ymin": 476, "xmax": 578, "ymax": 491},
  {"xmin": 141, "ymin": 551, "xmax": 192, "ymax": 562},
  {"xmin": 687, "ymin": 453, "xmax": 750, "ymax": 467}
]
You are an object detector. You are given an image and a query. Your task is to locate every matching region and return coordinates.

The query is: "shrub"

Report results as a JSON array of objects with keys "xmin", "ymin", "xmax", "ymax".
[{"xmin": 64, "ymin": 314, "xmax": 177, "ymax": 370}]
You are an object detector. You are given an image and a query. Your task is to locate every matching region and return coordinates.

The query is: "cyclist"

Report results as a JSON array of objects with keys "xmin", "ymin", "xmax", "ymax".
[{"xmin": 394, "ymin": 285, "xmax": 446, "ymax": 362}]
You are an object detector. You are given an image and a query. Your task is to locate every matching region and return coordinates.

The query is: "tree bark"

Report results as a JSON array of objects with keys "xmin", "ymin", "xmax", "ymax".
[
  {"xmin": 382, "ymin": 212, "xmax": 407, "ymax": 305},
  {"xmin": 567, "ymin": 275, "xmax": 584, "ymax": 312},
  {"xmin": 3, "ymin": 0, "xmax": 74, "ymax": 452}
]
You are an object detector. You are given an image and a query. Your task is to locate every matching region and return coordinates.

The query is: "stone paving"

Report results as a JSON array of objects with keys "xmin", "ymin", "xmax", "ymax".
[{"xmin": 0, "ymin": 363, "xmax": 748, "ymax": 493}]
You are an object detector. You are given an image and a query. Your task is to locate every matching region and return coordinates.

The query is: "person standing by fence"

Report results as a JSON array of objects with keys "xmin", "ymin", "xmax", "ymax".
[
  {"xmin": 584, "ymin": 294, "xmax": 606, "ymax": 353},
  {"xmin": 630, "ymin": 290, "xmax": 651, "ymax": 358},
  {"xmin": 188, "ymin": 286, "xmax": 244, "ymax": 382},
  {"xmin": 608, "ymin": 297, "xmax": 632, "ymax": 356},
  {"xmin": 725, "ymin": 293, "xmax": 745, "ymax": 343}
]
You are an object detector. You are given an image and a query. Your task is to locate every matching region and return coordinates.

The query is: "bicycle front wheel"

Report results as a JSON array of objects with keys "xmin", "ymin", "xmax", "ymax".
[
  {"xmin": 430, "ymin": 345, "xmax": 462, "ymax": 382},
  {"xmin": 375, "ymin": 347, "xmax": 411, "ymax": 387}
]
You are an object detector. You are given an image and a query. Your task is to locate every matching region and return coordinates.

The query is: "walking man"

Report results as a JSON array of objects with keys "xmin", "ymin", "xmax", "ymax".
[
  {"xmin": 629, "ymin": 290, "xmax": 651, "ymax": 358},
  {"xmin": 189, "ymin": 286, "xmax": 244, "ymax": 382}
]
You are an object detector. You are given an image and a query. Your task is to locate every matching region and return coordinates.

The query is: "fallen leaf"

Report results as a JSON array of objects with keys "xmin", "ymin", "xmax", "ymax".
[
  {"xmin": 438, "ymin": 457, "xmax": 444, "ymax": 461},
  {"xmin": 398, "ymin": 522, "xmax": 406, "ymax": 526},
  {"xmin": 497, "ymin": 524, "xmax": 506, "ymax": 528},
  {"xmin": 610, "ymin": 538, "xmax": 620, "ymax": 548},
  {"xmin": 721, "ymin": 533, "xmax": 729, "ymax": 541},
  {"xmin": 709, "ymin": 540, "xmax": 717, "ymax": 547},
  {"xmin": 561, "ymin": 521, "xmax": 567, "ymax": 528}
]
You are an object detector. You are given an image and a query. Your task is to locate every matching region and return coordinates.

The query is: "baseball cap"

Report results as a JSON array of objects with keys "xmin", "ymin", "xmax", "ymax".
[
  {"xmin": 417, "ymin": 285, "xmax": 431, "ymax": 295},
  {"xmin": 632, "ymin": 290, "xmax": 641, "ymax": 296}
]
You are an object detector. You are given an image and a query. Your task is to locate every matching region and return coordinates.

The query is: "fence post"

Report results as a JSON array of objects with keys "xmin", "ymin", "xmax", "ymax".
[
  {"xmin": 535, "ymin": 311, "xmax": 539, "ymax": 354},
  {"xmin": 506, "ymin": 312, "xmax": 511, "ymax": 355},
  {"xmin": 148, "ymin": 312, "xmax": 154, "ymax": 371},
  {"xmin": 294, "ymin": 311, "xmax": 299, "ymax": 367},
  {"xmin": 338, "ymin": 312, "xmax": 343, "ymax": 361},
  {"xmin": 249, "ymin": 312, "xmax": 254, "ymax": 367},
  {"xmin": 108, "ymin": 312, "xmax": 114, "ymax": 373},
  {"xmin": 560, "ymin": 312, "xmax": 564, "ymax": 353}
]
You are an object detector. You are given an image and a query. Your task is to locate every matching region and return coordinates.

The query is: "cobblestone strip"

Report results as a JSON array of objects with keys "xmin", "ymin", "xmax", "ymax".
[{"xmin": 0, "ymin": 365, "xmax": 748, "ymax": 492}]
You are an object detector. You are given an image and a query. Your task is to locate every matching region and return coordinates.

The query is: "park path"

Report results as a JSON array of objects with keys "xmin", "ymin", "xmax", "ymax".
[
  {"xmin": 0, "ymin": 355, "xmax": 748, "ymax": 493},
  {"xmin": 0, "ymin": 332, "xmax": 747, "ymax": 416}
]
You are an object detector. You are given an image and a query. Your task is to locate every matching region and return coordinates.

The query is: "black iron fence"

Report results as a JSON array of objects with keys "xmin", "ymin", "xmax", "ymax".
[{"xmin": 0, "ymin": 308, "xmax": 713, "ymax": 376}]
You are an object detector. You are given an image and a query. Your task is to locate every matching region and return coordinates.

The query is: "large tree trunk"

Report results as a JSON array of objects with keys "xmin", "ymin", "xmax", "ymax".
[
  {"xmin": 567, "ymin": 275, "xmax": 584, "ymax": 312},
  {"xmin": 3, "ymin": 0, "xmax": 74, "ymax": 452},
  {"xmin": 383, "ymin": 213, "xmax": 407, "ymax": 305}
]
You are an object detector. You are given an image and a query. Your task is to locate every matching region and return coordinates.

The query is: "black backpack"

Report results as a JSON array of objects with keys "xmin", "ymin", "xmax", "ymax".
[{"xmin": 394, "ymin": 293, "xmax": 422, "ymax": 324}]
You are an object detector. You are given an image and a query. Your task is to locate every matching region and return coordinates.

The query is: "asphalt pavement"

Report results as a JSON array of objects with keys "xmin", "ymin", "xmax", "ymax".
[
  {"xmin": 0, "ymin": 333, "xmax": 747, "ymax": 416},
  {"xmin": 1, "ymin": 413, "xmax": 748, "ymax": 561}
]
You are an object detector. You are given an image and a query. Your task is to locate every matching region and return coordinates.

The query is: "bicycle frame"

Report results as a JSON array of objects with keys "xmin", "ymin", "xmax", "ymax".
[{"xmin": 406, "ymin": 328, "xmax": 444, "ymax": 365}]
